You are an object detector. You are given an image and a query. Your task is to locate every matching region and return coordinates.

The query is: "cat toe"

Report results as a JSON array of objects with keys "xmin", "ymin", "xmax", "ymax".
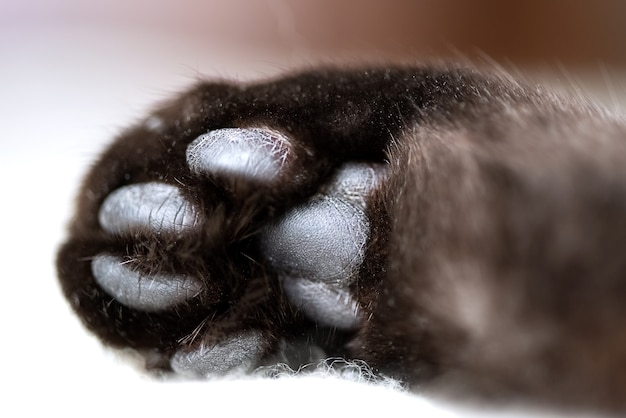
[
  {"xmin": 94, "ymin": 182, "xmax": 205, "ymax": 311},
  {"xmin": 323, "ymin": 162, "xmax": 388, "ymax": 209},
  {"xmin": 186, "ymin": 127, "xmax": 293, "ymax": 184},
  {"xmin": 171, "ymin": 330, "xmax": 269, "ymax": 377},
  {"xmin": 98, "ymin": 182, "xmax": 201, "ymax": 235},
  {"xmin": 282, "ymin": 278, "xmax": 362, "ymax": 329},
  {"xmin": 91, "ymin": 254, "xmax": 203, "ymax": 312},
  {"xmin": 261, "ymin": 162, "xmax": 387, "ymax": 329}
]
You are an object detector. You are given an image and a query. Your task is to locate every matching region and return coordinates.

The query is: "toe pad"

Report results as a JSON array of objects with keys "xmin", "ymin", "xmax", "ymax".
[
  {"xmin": 282, "ymin": 278, "xmax": 362, "ymax": 329},
  {"xmin": 186, "ymin": 128, "xmax": 292, "ymax": 184},
  {"xmin": 91, "ymin": 254, "xmax": 203, "ymax": 312},
  {"xmin": 171, "ymin": 330, "xmax": 267, "ymax": 376},
  {"xmin": 98, "ymin": 182, "xmax": 200, "ymax": 235}
]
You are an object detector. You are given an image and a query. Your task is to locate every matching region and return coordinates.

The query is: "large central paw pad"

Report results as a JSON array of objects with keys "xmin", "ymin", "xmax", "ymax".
[{"xmin": 87, "ymin": 126, "xmax": 387, "ymax": 376}]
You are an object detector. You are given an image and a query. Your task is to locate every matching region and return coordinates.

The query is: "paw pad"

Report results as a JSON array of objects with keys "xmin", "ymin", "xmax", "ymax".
[
  {"xmin": 186, "ymin": 128, "xmax": 292, "ymax": 183},
  {"xmin": 98, "ymin": 182, "xmax": 200, "ymax": 235},
  {"xmin": 171, "ymin": 330, "xmax": 267, "ymax": 377},
  {"xmin": 91, "ymin": 254, "xmax": 203, "ymax": 312},
  {"xmin": 281, "ymin": 278, "xmax": 362, "ymax": 329}
]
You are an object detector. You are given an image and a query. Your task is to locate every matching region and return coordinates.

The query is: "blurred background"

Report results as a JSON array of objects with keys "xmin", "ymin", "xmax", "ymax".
[
  {"xmin": 4, "ymin": 0, "xmax": 626, "ymax": 67},
  {"xmin": 4, "ymin": 0, "xmax": 626, "ymax": 133},
  {"xmin": 3, "ymin": 1, "xmax": 625, "ymax": 153},
  {"xmin": 1, "ymin": 1, "xmax": 625, "ymax": 416}
]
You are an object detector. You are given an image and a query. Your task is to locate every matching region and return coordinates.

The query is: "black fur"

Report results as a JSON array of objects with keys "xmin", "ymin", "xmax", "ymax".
[{"xmin": 57, "ymin": 64, "xmax": 626, "ymax": 413}]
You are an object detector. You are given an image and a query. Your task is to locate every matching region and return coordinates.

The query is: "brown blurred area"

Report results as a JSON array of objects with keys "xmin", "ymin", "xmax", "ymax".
[
  {"xmin": 4, "ymin": 0, "xmax": 626, "ymax": 69},
  {"xmin": 282, "ymin": 0, "xmax": 626, "ymax": 68}
]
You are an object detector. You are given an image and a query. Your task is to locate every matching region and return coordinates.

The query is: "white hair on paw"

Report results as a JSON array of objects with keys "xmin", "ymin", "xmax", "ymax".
[{"xmin": 255, "ymin": 357, "xmax": 405, "ymax": 391}]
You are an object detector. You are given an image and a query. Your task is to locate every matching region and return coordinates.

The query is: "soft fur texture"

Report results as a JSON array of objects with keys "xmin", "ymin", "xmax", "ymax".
[{"xmin": 57, "ymin": 64, "xmax": 626, "ymax": 413}]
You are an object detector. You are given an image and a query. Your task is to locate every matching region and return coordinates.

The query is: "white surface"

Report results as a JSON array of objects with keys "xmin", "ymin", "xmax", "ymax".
[{"xmin": 1, "ymin": 16, "xmax": 619, "ymax": 418}]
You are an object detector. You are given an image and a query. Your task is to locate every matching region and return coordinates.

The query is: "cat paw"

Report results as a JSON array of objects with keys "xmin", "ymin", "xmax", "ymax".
[{"xmin": 61, "ymin": 125, "xmax": 387, "ymax": 377}]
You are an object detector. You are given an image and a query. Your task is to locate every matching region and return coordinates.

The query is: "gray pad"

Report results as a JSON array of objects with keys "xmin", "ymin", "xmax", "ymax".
[
  {"xmin": 91, "ymin": 254, "xmax": 203, "ymax": 312},
  {"xmin": 324, "ymin": 162, "xmax": 388, "ymax": 209},
  {"xmin": 171, "ymin": 330, "xmax": 267, "ymax": 377},
  {"xmin": 282, "ymin": 278, "xmax": 362, "ymax": 329},
  {"xmin": 261, "ymin": 162, "xmax": 387, "ymax": 329},
  {"xmin": 186, "ymin": 128, "xmax": 292, "ymax": 183},
  {"xmin": 263, "ymin": 197, "xmax": 369, "ymax": 283},
  {"xmin": 98, "ymin": 182, "xmax": 200, "ymax": 235}
]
